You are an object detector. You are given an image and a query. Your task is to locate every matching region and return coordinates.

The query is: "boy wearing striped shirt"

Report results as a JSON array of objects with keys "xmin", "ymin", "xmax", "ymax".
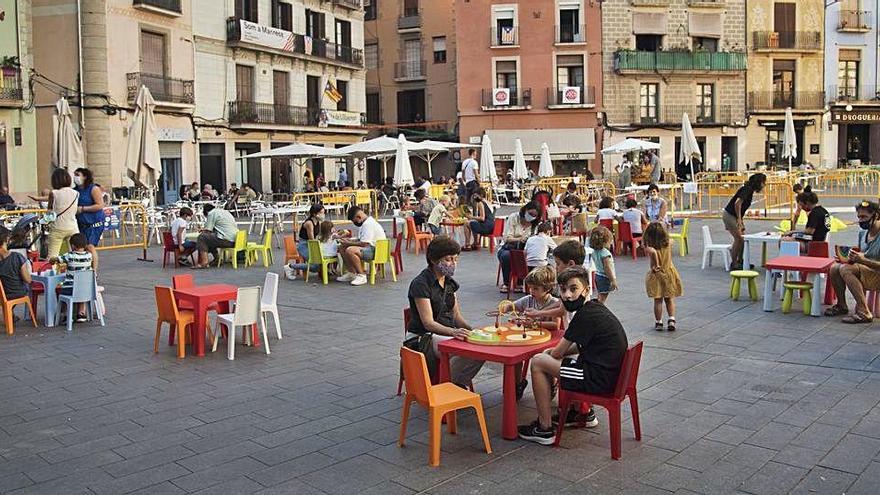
[{"xmin": 51, "ymin": 233, "xmax": 94, "ymax": 322}]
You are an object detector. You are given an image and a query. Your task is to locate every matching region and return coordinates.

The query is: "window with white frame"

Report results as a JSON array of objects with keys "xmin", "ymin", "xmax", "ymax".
[
  {"xmin": 433, "ymin": 36, "xmax": 446, "ymax": 63},
  {"xmin": 492, "ymin": 6, "xmax": 517, "ymax": 46}
]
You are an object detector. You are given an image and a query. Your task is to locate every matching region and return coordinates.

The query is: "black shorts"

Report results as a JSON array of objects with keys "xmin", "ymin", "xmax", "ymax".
[{"xmin": 559, "ymin": 358, "xmax": 614, "ymax": 394}]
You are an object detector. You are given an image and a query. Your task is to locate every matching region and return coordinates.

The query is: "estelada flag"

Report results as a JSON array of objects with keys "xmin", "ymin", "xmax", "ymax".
[{"xmin": 324, "ymin": 80, "xmax": 343, "ymax": 103}]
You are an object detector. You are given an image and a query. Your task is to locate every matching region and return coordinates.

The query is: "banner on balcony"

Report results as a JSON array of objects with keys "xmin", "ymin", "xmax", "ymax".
[
  {"xmin": 238, "ymin": 19, "xmax": 297, "ymax": 53},
  {"xmin": 561, "ymin": 86, "xmax": 581, "ymax": 104},
  {"xmin": 500, "ymin": 26, "xmax": 516, "ymax": 45},
  {"xmin": 319, "ymin": 110, "xmax": 363, "ymax": 128},
  {"xmin": 492, "ymin": 88, "xmax": 510, "ymax": 106}
]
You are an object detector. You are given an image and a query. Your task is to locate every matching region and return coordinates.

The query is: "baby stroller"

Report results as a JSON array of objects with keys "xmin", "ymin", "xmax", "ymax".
[{"xmin": 8, "ymin": 214, "xmax": 44, "ymax": 258}]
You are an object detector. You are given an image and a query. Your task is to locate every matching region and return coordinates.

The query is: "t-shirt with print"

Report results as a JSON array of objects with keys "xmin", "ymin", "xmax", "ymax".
[
  {"xmin": 805, "ymin": 206, "xmax": 830, "ymax": 242},
  {"xmin": 428, "ymin": 203, "xmax": 447, "ymax": 227},
  {"xmin": 563, "ymin": 301, "xmax": 628, "ymax": 393},
  {"xmin": 59, "ymin": 250, "xmax": 93, "ymax": 288},
  {"xmin": 0, "ymin": 252, "xmax": 27, "ymax": 299}
]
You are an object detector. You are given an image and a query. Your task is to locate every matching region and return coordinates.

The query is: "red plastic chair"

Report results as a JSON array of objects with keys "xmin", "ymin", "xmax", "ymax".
[
  {"xmin": 484, "ymin": 218, "xmax": 505, "ymax": 254},
  {"xmin": 599, "ymin": 219, "xmax": 616, "ymax": 254},
  {"xmin": 554, "ymin": 341, "xmax": 644, "ymax": 459},
  {"xmin": 617, "ymin": 222, "xmax": 641, "ymax": 260},
  {"xmin": 805, "ymin": 241, "xmax": 833, "ymax": 304},
  {"xmin": 507, "ymin": 250, "xmax": 529, "ymax": 299},
  {"xmin": 162, "ymin": 231, "xmax": 194, "ymax": 268},
  {"xmin": 391, "ymin": 233, "xmax": 404, "ymax": 275}
]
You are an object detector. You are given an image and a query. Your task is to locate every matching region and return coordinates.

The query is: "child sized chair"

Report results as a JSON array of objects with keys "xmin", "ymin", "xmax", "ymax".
[
  {"xmin": 365, "ymin": 238, "xmax": 397, "ymax": 285},
  {"xmin": 391, "ymin": 233, "xmax": 404, "ymax": 275},
  {"xmin": 507, "ymin": 249, "xmax": 529, "ymax": 299},
  {"xmin": 398, "ymin": 347, "xmax": 492, "ymax": 467},
  {"xmin": 162, "ymin": 232, "xmax": 194, "ymax": 268},
  {"xmin": 554, "ymin": 342, "xmax": 644, "ymax": 460},
  {"xmin": 701, "ymin": 225, "xmax": 732, "ymax": 270},
  {"xmin": 729, "ymin": 270, "xmax": 760, "ymax": 301},
  {"xmin": 405, "ymin": 216, "xmax": 432, "ymax": 255},
  {"xmin": 0, "ymin": 280, "xmax": 37, "ymax": 335},
  {"xmin": 782, "ymin": 281, "xmax": 814, "ymax": 315},
  {"xmin": 56, "ymin": 270, "xmax": 104, "ymax": 332},
  {"xmin": 570, "ymin": 212, "xmax": 588, "ymax": 243},
  {"xmin": 617, "ymin": 221, "xmax": 641, "ymax": 260},
  {"xmin": 261, "ymin": 272, "xmax": 282, "ymax": 340},
  {"xmin": 304, "ymin": 239, "xmax": 338, "ymax": 285},
  {"xmin": 283, "ymin": 235, "xmax": 302, "ymax": 265},
  {"xmin": 668, "ymin": 217, "xmax": 690, "ymax": 257},
  {"xmin": 217, "ymin": 231, "xmax": 249, "ymax": 269},
  {"xmin": 154, "ymin": 286, "xmax": 192, "ymax": 359},
  {"xmin": 246, "ymin": 228, "xmax": 274, "ymax": 267},
  {"xmin": 213, "ymin": 286, "xmax": 269, "ymax": 360}
]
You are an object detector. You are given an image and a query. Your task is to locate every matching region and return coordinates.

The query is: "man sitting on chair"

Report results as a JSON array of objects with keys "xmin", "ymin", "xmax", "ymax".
[
  {"xmin": 337, "ymin": 206, "xmax": 387, "ymax": 286},
  {"xmin": 194, "ymin": 204, "xmax": 238, "ymax": 269}
]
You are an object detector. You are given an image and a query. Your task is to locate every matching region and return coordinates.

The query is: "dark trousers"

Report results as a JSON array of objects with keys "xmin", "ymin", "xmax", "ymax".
[{"xmin": 497, "ymin": 245, "xmax": 512, "ymax": 285}]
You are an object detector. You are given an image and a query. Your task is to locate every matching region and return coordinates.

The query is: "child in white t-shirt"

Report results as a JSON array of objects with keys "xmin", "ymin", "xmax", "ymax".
[
  {"xmin": 524, "ymin": 222, "xmax": 558, "ymax": 270},
  {"xmin": 621, "ymin": 197, "xmax": 648, "ymax": 237},
  {"xmin": 595, "ymin": 196, "xmax": 619, "ymax": 223}
]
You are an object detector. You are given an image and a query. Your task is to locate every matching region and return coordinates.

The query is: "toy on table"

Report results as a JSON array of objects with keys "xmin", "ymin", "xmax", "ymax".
[{"xmin": 468, "ymin": 300, "xmax": 552, "ymax": 346}]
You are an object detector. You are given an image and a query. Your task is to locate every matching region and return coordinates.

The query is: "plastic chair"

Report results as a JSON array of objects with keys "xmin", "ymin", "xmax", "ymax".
[
  {"xmin": 260, "ymin": 272, "xmax": 282, "ymax": 340},
  {"xmin": 246, "ymin": 228, "xmax": 274, "ymax": 267},
  {"xmin": 405, "ymin": 216, "xmax": 432, "ymax": 255},
  {"xmin": 617, "ymin": 221, "xmax": 641, "ymax": 260},
  {"xmin": 283, "ymin": 235, "xmax": 302, "ymax": 264},
  {"xmin": 397, "ymin": 308, "xmax": 412, "ymax": 396},
  {"xmin": 483, "ymin": 218, "xmax": 505, "ymax": 254},
  {"xmin": 554, "ymin": 342, "xmax": 643, "ymax": 459},
  {"xmin": 730, "ymin": 270, "xmax": 759, "ymax": 301},
  {"xmin": 507, "ymin": 249, "xmax": 529, "ymax": 299},
  {"xmin": 55, "ymin": 270, "xmax": 104, "ymax": 332},
  {"xmin": 154, "ymin": 286, "xmax": 192, "ymax": 359},
  {"xmin": 398, "ymin": 347, "xmax": 492, "ymax": 467},
  {"xmin": 391, "ymin": 233, "xmax": 404, "ymax": 275},
  {"xmin": 365, "ymin": 239, "xmax": 397, "ymax": 285},
  {"xmin": 0, "ymin": 280, "xmax": 37, "ymax": 335},
  {"xmin": 304, "ymin": 239, "xmax": 338, "ymax": 285},
  {"xmin": 782, "ymin": 281, "xmax": 814, "ymax": 315},
  {"xmin": 701, "ymin": 225, "xmax": 732, "ymax": 270},
  {"xmin": 213, "ymin": 286, "xmax": 269, "ymax": 360},
  {"xmin": 668, "ymin": 218, "xmax": 690, "ymax": 257},
  {"xmin": 771, "ymin": 241, "xmax": 802, "ymax": 293},
  {"xmin": 162, "ymin": 231, "xmax": 194, "ymax": 268},
  {"xmin": 217, "ymin": 231, "xmax": 249, "ymax": 269}
]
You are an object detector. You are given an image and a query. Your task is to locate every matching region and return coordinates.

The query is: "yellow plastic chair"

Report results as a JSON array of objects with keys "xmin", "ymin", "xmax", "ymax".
[
  {"xmin": 217, "ymin": 231, "xmax": 249, "ymax": 269},
  {"xmin": 398, "ymin": 347, "xmax": 492, "ymax": 467},
  {"xmin": 247, "ymin": 228, "xmax": 274, "ymax": 267},
  {"xmin": 364, "ymin": 239, "xmax": 397, "ymax": 285},
  {"xmin": 305, "ymin": 239, "xmax": 338, "ymax": 285},
  {"xmin": 668, "ymin": 217, "xmax": 690, "ymax": 256}
]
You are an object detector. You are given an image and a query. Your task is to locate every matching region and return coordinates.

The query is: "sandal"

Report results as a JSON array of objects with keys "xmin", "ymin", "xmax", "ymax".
[
  {"xmin": 667, "ymin": 318, "xmax": 676, "ymax": 332},
  {"xmin": 842, "ymin": 314, "xmax": 873, "ymax": 324},
  {"xmin": 500, "ymin": 285, "xmax": 509, "ymax": 293},
  {"xmin": 824, "ymin": 305, "xmax": 848, "ymax": 317},
  {"xmin": 191, "ymin": 265, "xmax": 208, "ymax": 270}
]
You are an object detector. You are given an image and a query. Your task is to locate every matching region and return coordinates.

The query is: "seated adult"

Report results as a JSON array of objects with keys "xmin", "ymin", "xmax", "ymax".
[
  {"xmin": 463, "ymin": 190, "xmax": 494, "ymax": 250},
  {"xmin": 201, "ymin": 184, "xmax": 218, "ymax": 200},
  {"xmin": 404, "ymin": 236, "xmax": 483, "ymax": 387},
  {"xmin": 825, "ymin": 200, "xmax": 880, "ymax": 323},
  {"xmin": 643, "ymin": 183, "xmax": 668, "ymax": 224},
  {"xmin": 241, "ymin": 184, "xmax": 257, "ymax": 202},
  {"xmin": 0, "ymin": 227, "xmax": 31, "ymax": 303},
  {"xmin": 337, "ymin": 206, "xmax": 386, "ymax": 286},
  {"xmin": 185, "ymin": 182, "xmax": 201, "ymax": 202},
  {"xmin": 170, "ymin": 207, "xmax": 197, "ymax": 264},
  {"xmin": 406, "ymin": 188, "xmax": 437, "ymax": 228},
  {"xmin": 283, "ymin": 204, "xmax": 323, "ymax": 280},
  {"xmin": 194, "ymin": 204, "xmax": 238, "ymax": 268},
  {"xmin": 227, "ymin": 183, "xmax": 240, "ymax": 199},
  {"xmin": 497, "ymin": 201, "xmax": 540, "ymax": 293},
  {"xmin": 0, "ymin": 187, "xmax": 15, "ymax": 210}
]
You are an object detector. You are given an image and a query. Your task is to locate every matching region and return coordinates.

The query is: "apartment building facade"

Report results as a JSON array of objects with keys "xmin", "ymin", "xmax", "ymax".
[
  {"xmin": 193, "ymin": 0, "xmax": 367, "ymax": 194},
  {"xmin": 602, "ymin": 0, "xmax": 747, "ymax": 177},
  {"xmin": 824, "ymin": 0, "xmax": 880, "ymax": 167},
  {"xmin": 456, "ymin": 0, "xmax": 603, "ymax": 177},
  {"xmin": 745, "ymin": 0, "xmax": 825, "ymax": 169}
]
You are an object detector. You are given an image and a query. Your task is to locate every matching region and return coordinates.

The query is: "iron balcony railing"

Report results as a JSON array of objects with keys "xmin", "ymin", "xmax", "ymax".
[
  {"xmin": 226, "ymin": 17, "xmax": 363, "ymax": 66},
  {"xmin": 556, "ymin": 24, "xmax": 585, "ymax": 44},
  {"xmin": 838, "ymin": 10, "xmax": 872, "ymax": 30},
  {"xmin": 0, "ymin": 69, "xmax": 22, "ymax": 101},
  {"xmin": 398, "ymin": 8, "xmax": 421, "ymax": 30},
  {"xmin": 490, "ymin": 26, "xmax": 518, "ymax": 46},
  {"xmin": 614, "ymin": 50, "xmax": 747, "ymax": 72},
  {"xmin": 127, "ymin": 72, "xmax": 194, "ymax": 104},
  {"xmin": 132, "ymin": 0, "xmax": 181, "ymax": 13},
  {"xmin": 546, "ymin": 85, "xmax": 596, "ymax": 106},
  {"xmin": 748, "ymin": 91, "xmax": 826, "ymax": 111},
  {"xmin": 332, "ymin": 0, "xmax": 362, "ymax": 10},
  {"xmin": 394, "ymin": 60, "xmax": 427, "ymax": 80},
  {"xmin": 228, "ymin": 101, "xmax": 318, "ymax": 126},
  {"xmin": 828, "ymin": 85, "xmax": 880, "ymax": 103},
  {"xmin": 752, "ymin": 31, "xmax": 822, "ymax": 51},
  {"xmin": 481, "ymin": 88, "xmax": 532, "ymax": 108},
  {"xmin": 626, "ymin": 105, "xmax": 740, "ymax": 125}
]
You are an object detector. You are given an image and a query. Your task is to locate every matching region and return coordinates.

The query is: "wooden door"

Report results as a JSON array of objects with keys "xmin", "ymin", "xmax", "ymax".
[{"xmin": 774, "ymin": 3, "xmax": 796, "ymax": 47}]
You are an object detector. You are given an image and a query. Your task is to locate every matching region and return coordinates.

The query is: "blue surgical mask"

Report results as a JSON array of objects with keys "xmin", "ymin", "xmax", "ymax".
[{"xmin": 524, "ymin": 213, "xmax": 537, "ymax": 223}]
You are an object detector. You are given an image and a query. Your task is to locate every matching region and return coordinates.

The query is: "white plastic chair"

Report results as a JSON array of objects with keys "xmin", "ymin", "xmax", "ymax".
[
  {"xmin": 261, "ymin": 272, "xmax": 282, "ymax": 340},
  {"xmin": 212, "ymin": 286, "xmax": 268, "ymax": 360},
  {"xmin": 56, "ymin": 270, "xmax": 105, "ymax": 332},
  {"xmin": 701, "ymin": 225, "xmax": 732, "ymax": 271},
  {"xmin": 771, "ymin": 241, "xmax": 802, "ymax": 293}
]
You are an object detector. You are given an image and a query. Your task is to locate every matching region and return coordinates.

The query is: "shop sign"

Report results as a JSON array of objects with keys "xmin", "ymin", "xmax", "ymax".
[
  {"xmin": 830, "ymin": 110, "xmax": 880, "ymax": 124},
  {"xmin": 318, "ymin": 110, "xmax": 363, "ymax": 127}
]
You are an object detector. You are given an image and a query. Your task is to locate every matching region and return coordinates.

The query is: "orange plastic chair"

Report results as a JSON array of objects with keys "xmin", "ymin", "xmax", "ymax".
[
  {"xmin": 405, "ymin": 216, "xmax": 432, "ymax": 255},
  {"xmin": 398, "ymin": 347, "xmax": 492, "ymax": 466},
  {"xmin": 283, "ymin": 235, "xmax": 302, "ymax": 264},
  {"xmin": 154, "ymin": 286, "xmax": 193, "ymax": 359},
  {"xmin": 0, "ymin": 279, "xmax": 37, "ymax": 335}
]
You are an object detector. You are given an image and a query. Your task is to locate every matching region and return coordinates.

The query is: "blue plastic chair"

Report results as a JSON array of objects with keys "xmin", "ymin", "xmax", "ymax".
[{"xmin": 55, "ymin": 270, "xmax": 105, "ymax": 332}]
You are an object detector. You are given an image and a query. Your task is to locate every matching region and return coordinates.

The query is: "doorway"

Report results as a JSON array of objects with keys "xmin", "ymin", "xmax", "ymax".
[
  {"xmin": 270, "ymin": 142, "xmax": 291, "ymax": 193},
  {"xmin": 235, "ymin": 143, "xmax": 262, "ymax": 193},
  {"xmin": 721, "ymin": 136, "xmax": 738, "ymax": 171},
  {"xmin": 774, "ymin": 2, "xmax": 796, "ymax": 48},
  {"xmin": 674, "ymin": 137, "xmax": 706, "ymax": 180},
  {"xmin": 397, "ymin": 89, "xmax": 425, "ymax": 124},
  {"xmin": 846, "ymin": 124, "xmax": 870, "ymax": 162},
  {"xmin": 307, "ymin": 75, "xmax": 321, "ymax": 125},
  {"xmin": 199, "ymin": 143, "xmax": 226, "ymax": 193},
  {"xmin": 765, "ymin": 127, "xmax": 804, "ymax": 168}
]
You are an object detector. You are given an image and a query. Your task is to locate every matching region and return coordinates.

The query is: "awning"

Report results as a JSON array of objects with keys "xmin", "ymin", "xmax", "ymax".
[
  {"xmin": 633, "ymin": 13, "xmax": 668, "ymax": 35},
  {"xmin": 689, "ymin": 13, "xmax": 722, "ymax": 38},
  {"xmin": 485, "ymin": 128, "xmax": 596, "ymax": 160}
]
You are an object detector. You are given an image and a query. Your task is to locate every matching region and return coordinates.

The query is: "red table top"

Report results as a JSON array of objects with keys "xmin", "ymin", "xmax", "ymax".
[
  {"xmin": 765, "ymin": 256, "xmax": 834, "ymax": 272},
  {"xmin": 174, "ymin": 284, "xmax": 238, "ymax": 300},
  {"xmin": 438, "ymin": 333, "xmax": 561, "ymax": 365}
]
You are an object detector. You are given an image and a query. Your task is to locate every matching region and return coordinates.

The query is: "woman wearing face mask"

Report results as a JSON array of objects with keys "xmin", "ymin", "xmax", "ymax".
[
  {"xmin": 404, "ymin": 236, "xmax": 483, "ymax": 386},
  {"xmin": 498, "ymin": 201, "xmax": 541, "ymax": 293},
  {"xmin": 73, "ymin": 168, "xmax": 106, "ymax": 248},
  {"xmin": 825, "ymin": 200, "xmax": 880, "ymax": 324},
  {"xmin": 283, "ymin": 204, "xmax": 324, "ymax": 280},
  {"xmin": 463, "ymin": 189, "xmax": 495, "ymax": 250}
]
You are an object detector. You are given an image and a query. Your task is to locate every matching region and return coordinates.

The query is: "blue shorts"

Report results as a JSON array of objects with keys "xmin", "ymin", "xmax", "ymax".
[
  {"xmin": 362, "ymin": 245, "xmax": 375, "ymax": 261},
  {"xmin": 428, "ymin": 224, "xmax": 441, "ymax": 235},
  {"xmin": 595, "ymin": 274, "xmax": 612, "ymax": 294},
  {"xmin": 182, "ymin": 240, "xmax": 197, "ymax": 250}
]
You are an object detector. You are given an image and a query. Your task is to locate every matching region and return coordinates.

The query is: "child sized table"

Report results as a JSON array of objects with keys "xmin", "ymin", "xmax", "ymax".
[
  {"xmin": 31, "ymin": 272, "xmax": 67, "ymax": 327},
  {"xmin": 762, "ymin": 255, "xmax": 833, "ymax": 317},
  {"xmin": 742, "ymin": 231, "xmax": 782, "ymax": 270},
  {"xmin": 174, "ymin": 284, "xmax": 237, "ymax": 356}
]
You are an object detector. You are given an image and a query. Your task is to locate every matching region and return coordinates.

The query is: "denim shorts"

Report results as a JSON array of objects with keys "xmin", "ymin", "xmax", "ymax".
[
  {"xmin": 362, "ymin": 245, "xmax": 375, "ymax": 261},
  {"xmin": 595, "ymin": 274, "xmax": 612, "ymax": 294},
  {"xmin": 428, "ymin": 224, "xmax": 441, "ymax": 235}
]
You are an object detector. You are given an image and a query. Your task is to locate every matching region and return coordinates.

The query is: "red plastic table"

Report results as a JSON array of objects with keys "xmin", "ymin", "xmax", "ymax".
[
  {"xmin": 438, "ymin": 334, "xmax": 561, "ymax": 440},
  {"xmin": 174, "ymin": 284, "xmax": 237, "ymax": 357},
  {"xmin": 762, "ymin": 255, "xmax": 833, "ymax": 316}
]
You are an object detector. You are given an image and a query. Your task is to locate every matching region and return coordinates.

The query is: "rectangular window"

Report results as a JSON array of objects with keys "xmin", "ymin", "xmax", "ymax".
[
  {"xmin": 838, "ymin": 60, "xmax": 859, "ymax": 99},
  {"xmin": 336, "ymin": 80, "xmax": 348, "ymax": 111},
  {"xmin": 365, "ymin": 43, "xmax": 379, "ymax": 69},
  {"xmin": 273, "ymin": 71, "xmax": 289, "ymax": 107},
  {"xmin": 305, "ymin": 9, "xmax": 325, "ymax": 39},
  {"xmin": 364, "ymin": 0, "xmax": 376, "ymax": 21},
  {"xmin": 640, "ymin": 83, "xmax": 659, "ymax": 124},
  {"xmin": 495, "ymin": 60, "xmax": 518, "ymax": 94},
  {"xmin": 236, "ymin": 65, "xmax": 254, "ymax": 102},
  {"xmin": 366, "ymin": 91, "xmax": 381, "ymax": 123},
  {"xmin": 493, "ymin": 7, "xmax": 516, "ymax": 46},
  {"xmin": 696, "ymin": 83, "xmax": 714, "ymax": 123},
  {"xmin": 692, "ymin": 37, "xmax": 718, "ymax": 52},
  {"xmin": 235, "ymin": 0, "xmax": 258, "ymax": 22},
  {"xmin": 635, "ymin": 34, "xmax": 663, "ymax": 51},
  {"xmin": 404, "ymin": 0, "xmax": 418, "ymax": 16},
  {"xmin": 773, "ymin": 59, "xmax": 796, "ymax": 108},
  {"xmin": 336, "ymin": 19, "xmax": 352, "ymax": 47},
  {"xmin": 433, "ymin": 36, "xmax": 446, "ymax": 64},
  {"xmin": 271, "ymin": 0, "xmax": 293, "ymax": 31},
  {"xmin": 558, "ymin": 5, "xmax": 581, "ymax": 43},
  {"xmin": 140, "ymin": 31, "xmax": 166, "ymax": 76}
]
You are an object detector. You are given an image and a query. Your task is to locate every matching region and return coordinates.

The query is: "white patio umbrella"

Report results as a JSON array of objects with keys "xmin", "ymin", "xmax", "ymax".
[
  {"xmin": 782, "ymin": 107, "xmax": 797, "ymax": 173},
  {"xmin": 124, "ymin": 85, "xmax": 160, "ymax": 188},
  {"xmin": 240, "ymin": 143, "xmax": 343, "ymax": 192},
  {"xmin": 538, "ymin": 142, "xmax": 554, "ymax": 178},
  {"xmin": 512, "ymin": 138, "xmax": 529, "ymax": 180},
  {"xmin": 339, "ymin": 135, "xmax": 446, "ymax": 180},
  {"xmin": 51, "ymin": 97, "xmax": 84, "ymax": 170},
  {"xmin": 679, "ymin": 113, "xmax": 702, "ymax": 181},
  {"xmin": 600, "ymin": 138, "xmax": 661, "ymax": 155},
  {"xmin": 479, "ymin": 134, "xmax": 498, "ymax": 183},
  {"xmin": 393, "ymin": 134, "xmax": 415, "ymax": 187}
]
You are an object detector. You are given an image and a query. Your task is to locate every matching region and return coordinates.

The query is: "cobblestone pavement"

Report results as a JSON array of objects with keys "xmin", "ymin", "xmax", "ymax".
[{"xmin": 1, "ymin": 217, "xmax": 879, "ymax": 494}]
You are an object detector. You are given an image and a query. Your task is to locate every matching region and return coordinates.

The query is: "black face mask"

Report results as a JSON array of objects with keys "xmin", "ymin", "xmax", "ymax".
[
  {"xmin": 353, "ymin": 219, "xmax": 364, "ymax": 227},
  {"xmin": 859, "ymin": 218, "xmax": 875, "ymax": 230},
  {"xmin": 561, "ymin": 295, "xmax": 587, "ymax": 313}
]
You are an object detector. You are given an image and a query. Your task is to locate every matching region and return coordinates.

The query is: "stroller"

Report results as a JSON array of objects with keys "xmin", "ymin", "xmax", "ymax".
[{"xmin": 8, "ymin": 214, "xmax": 45, "ymax": 258}]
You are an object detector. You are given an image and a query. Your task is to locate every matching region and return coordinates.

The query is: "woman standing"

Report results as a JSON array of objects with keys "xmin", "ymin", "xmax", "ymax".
[
  {"xmin": 45, "ymin": 168, "xmax": 80, "ymax": 258},
  {"xmin": 463, "ymin": 189, "xmax": 494, "ymax": 250},
  {"xmin": 722, "ymin": 173, "xmax": 767, "ymax": 270},
  {"xmin": 73, "ymin": 168, "xmax": 106, "ymax": 248}
]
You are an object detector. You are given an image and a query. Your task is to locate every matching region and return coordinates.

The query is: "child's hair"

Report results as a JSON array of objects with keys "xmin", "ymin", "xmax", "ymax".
[
  {"xmin": 524, "ymin": 265, "xmax": 555, "ymax": 291},
  {"xmin": 69, "ymin": 233, "xmax": 88, "ymax": 250},
  {"xmin": 557, "ymin": 266, "xmax": 591, "ymax": 287},
  {"xmin": 317, "ymin": 221, "xmax": 335, "ymax": 242},
  {"xmin": 439, "ymin": 194, "xmax": 450, "ymax": 204},
  {"xmin": 553, "ymin": 240, "xmax": 585, "ymax": 265},
  {"xmin": 642, "ymin": 222, "xmax": 669, "ymax": 249},
  {"xmin": 0, "ymin": 227, "xmax": 10, "ymax": 247},
  {"xmin": 536, "ymin": 221, "xmax": 552, "ymax": 235},
  {"xmin": 796, "ymin": 185, "xmax": 819, "ymax": 205},
  {"xmin": 178, "ymin": 206, "xmax": 193, "ymax": 218},
  {"xmin": 647, "ymin": 183, "xmax": 660, "ymax": 194},
  {"xmin": 792, "ymin": 183, "xmax": 804, "ymax": 194},
  {"xmin": 598, "ymin": 196, "xmax": 614, "ymax": 209},
  {"xmin": 589, "ymin": 226, "xmax": 613, "ymax": 250},
  {"xmin": 624, "ymin": 198, "xmax": 638, "ymax": 209}
]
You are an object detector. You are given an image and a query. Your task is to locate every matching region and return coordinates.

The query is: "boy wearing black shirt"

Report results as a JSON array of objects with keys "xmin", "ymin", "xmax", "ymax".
[
  {"xmin": 785, "ymin": 186, "xmax": 830, "ymax": 248},
  {"xmin": 518, "ymin": 266, "xmax": 628, "ymax": 445}
]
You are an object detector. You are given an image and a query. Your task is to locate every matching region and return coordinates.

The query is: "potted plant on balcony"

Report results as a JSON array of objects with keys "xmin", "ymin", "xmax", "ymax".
[{"xmin": 1, "ymin": 56, "xmax": 19, "ymax": 77}]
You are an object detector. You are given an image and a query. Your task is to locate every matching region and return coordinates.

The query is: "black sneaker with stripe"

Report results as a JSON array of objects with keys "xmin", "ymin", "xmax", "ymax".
[{"xmin": 517, "ymin": 420, "xmax": 556, "ymax": 445}]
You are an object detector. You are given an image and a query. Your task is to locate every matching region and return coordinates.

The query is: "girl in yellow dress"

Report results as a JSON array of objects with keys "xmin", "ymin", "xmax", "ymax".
[{"xmin": 643, "ymin": 222, "xmax": 683, "ymax": 331}]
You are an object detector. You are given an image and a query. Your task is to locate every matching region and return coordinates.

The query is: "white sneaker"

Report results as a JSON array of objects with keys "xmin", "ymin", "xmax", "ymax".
[
  {"xmin": 283, "ymin": 266, "xmax": 296, "ymax": 281},
  {"xmin": 350, "ymin": 274, "xmax": 368, "ymax": 286},
  {"xmin": 336, "ymin": 272, "xmax": 356, "ymax": 282}
]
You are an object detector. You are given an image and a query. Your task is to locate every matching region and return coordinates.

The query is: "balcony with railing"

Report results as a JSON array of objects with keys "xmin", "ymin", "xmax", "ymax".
[
  {"xmin": 228, "ymin": 101, "xmax": 316, "ymax": 127},
  {"xmin": 555, "ymin": 25, "xmax": 585, "ymax": 44},
  {"xmin": 481, "ymin": 88, "xmax": 532, "ymax": 110},
  {"xmin": 132, "ymin": 0, "xmax": 181, "ymax": 15},
  {"xmin": 626, "ymin": 105, "xmax": 740, "ymax": 125},
  {"xmin": 614, "ymin": 50, "xmax": 747, "ymax": 74},
  {"xmin": 752, "ymin": 31, "xmax": 822, "ymax": 52},
  {"xmin": 748, "ymin": 91, "xmax": 826, "ymax": 111},
  {"xmin": 0, "ymin": 68, "xmax": 22, "ymax": 104},
  {"xmin": 828, "ymin": 85, "xmax": 880, "ymax": 104},
  {"xmin": 630, "ymin": 0, "xmax": 669, "ymax": 6},
  {"xmin": 226, "ymin": 17, "xmax": 363, "ymax": 67},
  {"xmin": 546, "ymin": 85, "xmax": 596, "ymax": 108},
  {"xmin": 394, "ymin": 60, "xmax": 427, "ymax": 81},
  {"xmin": 398, "ymin": 7, "xmax": 421, "ymax": 31},
  {"xmin": 490, "ymin": 26, "xmax": 519, "ymax": 47},
  {"xmin": 332, "ymin": 0, "xmax": 362, "ymax": 10},
  {"xmin": 127, "ymin": 72, "xmax": 194, "ymax": 105},
  {"xmin": 687, "ymin": 0, "xmax": 725, "ymax": 6},
  {"xmin": 838, "ymin": 10, "xmax": 872, "ymax": 31}
]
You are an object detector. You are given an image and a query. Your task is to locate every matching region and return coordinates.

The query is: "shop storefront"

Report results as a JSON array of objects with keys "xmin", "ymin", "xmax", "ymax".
[{"xmin": 830, "ymin": 108, "xmax": 880, "ymax": 167}]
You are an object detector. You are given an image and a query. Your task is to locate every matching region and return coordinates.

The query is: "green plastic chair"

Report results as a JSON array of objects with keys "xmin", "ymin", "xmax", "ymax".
[
  {"xmin": 217, "ymin": 231, "xmax": 249, "ymax": 269},
  {"xmin": 668, "ymin": 218, "xmax": 690, "ymax": 256},
  {"xmin": 364, "ymin": 239, "xmax": 397, "ymax": 285},
  {"xmin": 247, "ymin": 228, "xmax": 274, "ymax": 267},
  {"xmin": 305, "ymin": 239, "xmax": 338, "ymax": 285}
]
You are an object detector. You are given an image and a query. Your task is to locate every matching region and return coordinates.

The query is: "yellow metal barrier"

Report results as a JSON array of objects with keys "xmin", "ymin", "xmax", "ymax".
[
  {"xmin": 673, "ymin": 180, "xmax": 792, "ymax": 220},
  {"xmin": 291, "ymin": 190, "xmax": 379, "ymax": 217}
]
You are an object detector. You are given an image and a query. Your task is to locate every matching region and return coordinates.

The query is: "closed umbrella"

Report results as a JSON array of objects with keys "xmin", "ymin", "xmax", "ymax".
[
  {"xmin": 782, "ymin": 107, "xmax": 797, "ymax": 173},
  {"xmin": 679, "ymin": 113, "xmax": 702, "ymax": 181},
  {"xmin": 393, "ymin": 134, "xmax": 415, "ymax": 187},
  {"xmin": 51, "ymin": 97, "xmax": 84, "ymax": 170},
  {"xmin": 538, "ymin": 142, "xmax": 554, "ymax": 177},
  {"xmin": 512, "ymin": 138, "xmax": 529, "ymax": 180},
  {"xmin": 479, "ymin": 134, "xmax": 498, "ymax": 183},
  {"xmin": 124, "ymin": 85, "xmax": 160, "ymax": 188}
]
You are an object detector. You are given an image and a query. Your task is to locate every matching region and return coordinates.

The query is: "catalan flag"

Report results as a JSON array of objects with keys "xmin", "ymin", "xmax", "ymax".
[{"xmin": 324, "ymin": 80, "xmax": 343, "ymax": 103}]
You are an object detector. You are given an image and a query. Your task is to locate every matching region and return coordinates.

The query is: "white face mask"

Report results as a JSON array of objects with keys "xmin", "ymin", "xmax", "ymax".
[{"xmin": 73, "ymin": 175, "xmax": 83, "ymax": 186}]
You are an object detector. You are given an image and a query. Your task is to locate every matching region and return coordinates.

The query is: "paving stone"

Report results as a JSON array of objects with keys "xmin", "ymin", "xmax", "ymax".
[
  {"xmin": 790, "ymin": 466, "xmax": 856, "ymax": 495},
  {"xmin": 818, "ymin": 433, "xmax": 880, "ymax": 474},
  {"xmin": 299, "ymin": 455, "xmax": 406, "ymax": 494},
  {"xmin": 847, "ymin": 461, "xmax": 880, "ymax": 495},
  {"xmin": 740, "ymin": 461, "xmax": 807, "ymax": 495}
]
